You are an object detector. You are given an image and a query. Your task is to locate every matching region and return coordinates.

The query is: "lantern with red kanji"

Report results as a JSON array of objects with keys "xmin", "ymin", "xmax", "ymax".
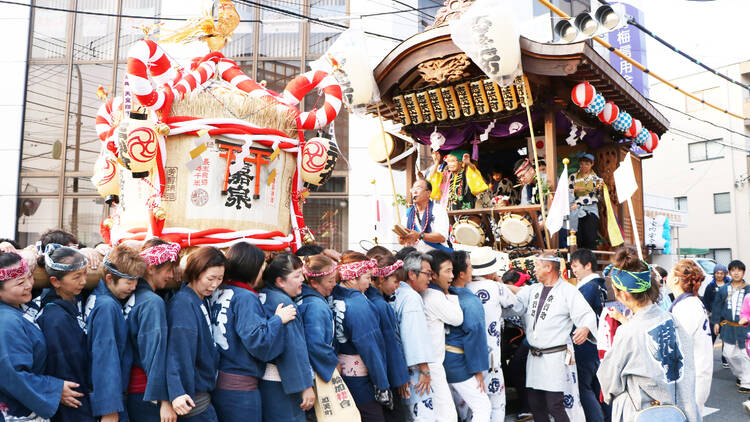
[
  {"xmin": 571, "ymin": 82, "xmax": 596, "ymax": 108},
  {"xmin": 598, "ymin": 101, "xmax": 619, "ymax": 124}
]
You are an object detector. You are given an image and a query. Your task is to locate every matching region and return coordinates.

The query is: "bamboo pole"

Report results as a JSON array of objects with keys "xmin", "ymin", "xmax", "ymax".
[
  {"xmin": 524, "ymin": 104, "xmax": 552, "ymax": 248},
  {"xmin": 377, "ymin": 107, "xmax": 401, "ymax": 225}
]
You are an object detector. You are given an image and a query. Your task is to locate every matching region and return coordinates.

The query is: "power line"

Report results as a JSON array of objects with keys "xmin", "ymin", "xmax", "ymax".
[
  {"xmin": 648, "ymin": 98, "xmax": 750, "ymax": 140},
  {"xmin": 391, "ymin": 0, "xmax": 435, "ymax": 20}
]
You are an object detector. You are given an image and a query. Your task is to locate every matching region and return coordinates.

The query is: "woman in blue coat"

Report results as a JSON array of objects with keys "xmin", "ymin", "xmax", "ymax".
[
  {"xmin": 334, "ymin": 252, "xmax": 391, "ymax": 421},
  {"xmin": 166, "ymin": 246, "xmax": 224, "ymax": 421},
  {"xmin": 297, "ymin": 253, "xmax": 339, "ymax": 383},
  {"xmin": 258, "ymin": 253, "xmax": 315, "ymax": 422},
  {"xmin": 36, "ymin": 245, "xmax": 95, "ymax": 422},
  {"xmin": 0, "ymin": 252, "xmax": 83, "ymax": 421},
  {"xmin": 210, "ymin": 243, "xmax": 297, "ymax": 422},
  {"xmin": 125, "ymin": 238, "xmax": 181, "ymax": 421}
]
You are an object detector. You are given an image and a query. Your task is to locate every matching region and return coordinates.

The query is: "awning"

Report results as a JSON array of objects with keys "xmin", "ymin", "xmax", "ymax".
[{"xmin": 678, "ymin": 248, "xmax": 709, "ymax": 256}]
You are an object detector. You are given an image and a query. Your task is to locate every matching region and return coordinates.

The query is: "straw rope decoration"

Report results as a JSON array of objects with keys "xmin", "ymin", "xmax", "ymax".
[{"xmin": 536, "ymin": 0, "xmax": 744, "ymax": 120}]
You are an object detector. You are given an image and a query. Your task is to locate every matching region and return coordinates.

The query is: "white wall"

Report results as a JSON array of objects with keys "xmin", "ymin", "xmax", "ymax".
[{"xmin": 0, "ymin": 1, "xmax": 31, "ymax": 239}]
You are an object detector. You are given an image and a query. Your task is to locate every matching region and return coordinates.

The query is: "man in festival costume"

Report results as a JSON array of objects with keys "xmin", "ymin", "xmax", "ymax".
[
  {"xmin": 391, "ymin": 252, "xmax": 436, "ymax": 421},
  {"xmin": 465, "ymin": 247, "xmax": 523, "ymax": 422},
  {"xmin": 569, "ymin": 249, "xmax": 609, "ymax": 422},
  {"xmin": 421, "ymin": 250, "xmax": 463, "ymax": 421},
  {"xmin": 428, "ymin": 150, "xmax": 490, "ymax": 211},
  {"xmin": 36, "ymin": 245, "xmax": 94, "ymax": 422},
  {"xmin": 514, "ymin": 253, "xmax": 597, "ymax": 422},
  {"xmin": 85, "ymin": 245, "xmax": 142, "ymax": 422},
  {"xmin": 488, "ymin": 167, "xmax": 519, "ymax": 206},
  {"xmin": 512, "ymin": 158, "xmax": 541, "ymax": 206},
  {"xmin": 568, "ymin": 153, "xmax": 603, "ymax": 249},
  {"xmin": 124, "ymin": 239, "xmax": 181, "ymax": 421},
  {"xmin": 711, "ymin": 259, "xmax": 750, "ymax": 393},
  {"xmin": 445, "ymin": 250, "xmax": 491, "ymax": 421},
  {"xmin": 400, "ymin": 179, "xmax": 451, "ymax": 253}
]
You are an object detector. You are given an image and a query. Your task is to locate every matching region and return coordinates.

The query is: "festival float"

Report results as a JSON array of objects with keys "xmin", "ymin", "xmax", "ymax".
[
  {"xmin": 36, "ymin": 0, "xmax": 349, "ymax": 287},
  {"xmin": 367, "ymin": 0, "xmax": 669, "ymax": 271}
]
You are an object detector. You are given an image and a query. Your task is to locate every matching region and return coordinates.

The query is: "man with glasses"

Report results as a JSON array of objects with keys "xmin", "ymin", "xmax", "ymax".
[{"xmin": 391, "ymin": 251, "xmax": 436, "ymax": 421}]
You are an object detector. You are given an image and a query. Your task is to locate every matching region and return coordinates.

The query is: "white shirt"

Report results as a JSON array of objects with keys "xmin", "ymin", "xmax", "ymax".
[
  {"xmin": 404, "ymin": 201, "xmax": 450, "ymax": 252},
  {"xmin": 576, "ymin": 273, "xmax": 600, "ymax": 289},
  {"xmin": 420, "ymin": 287, "xmax": 463, "ymax": 364}
]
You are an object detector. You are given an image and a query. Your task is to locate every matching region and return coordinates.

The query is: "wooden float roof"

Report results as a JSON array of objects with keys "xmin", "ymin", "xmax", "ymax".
[{"xmin": 370, "ymin": 25, "xmax": 669, "ymax": 135}]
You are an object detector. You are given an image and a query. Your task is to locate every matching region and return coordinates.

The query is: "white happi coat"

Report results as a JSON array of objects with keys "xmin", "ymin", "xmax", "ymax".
[{"xmin": 515, "ymin": 278, "xmax": 598, "ymax": 392}]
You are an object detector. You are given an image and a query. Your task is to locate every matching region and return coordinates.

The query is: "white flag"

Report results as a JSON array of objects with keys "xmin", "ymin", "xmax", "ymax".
[
  {"xmin": 613, "ymin": 152, "xmax": 637, "ymax": 203},
  {"xmin": 546, "ymin": 165, "xmax": 569, "ymax": 235}
]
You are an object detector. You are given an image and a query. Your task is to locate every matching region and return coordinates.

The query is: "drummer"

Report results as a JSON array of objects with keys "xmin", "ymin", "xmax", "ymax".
[
  {"xmin": 568, "ymin": 153, "xmax": 602, "ymax": 249},
  {"xmin": 512, "ymin": 158, "xmax": 542, "ymax": 206},
  {"xmin": 399, "ymin": 179, "xmax": 451, "ymax": 253},
  {"xmin": 428, "ymin": 149, "xmax": 489, "ymax": 211},
  {"xmin": 488, "ymin": 167, "xmax": 519, "ymax": 206}
]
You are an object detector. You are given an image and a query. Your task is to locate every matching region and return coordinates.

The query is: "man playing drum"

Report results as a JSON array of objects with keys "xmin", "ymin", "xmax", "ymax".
[{"xmin": 399, "ymin": 179, "xmax": 451, "ymax": 253}]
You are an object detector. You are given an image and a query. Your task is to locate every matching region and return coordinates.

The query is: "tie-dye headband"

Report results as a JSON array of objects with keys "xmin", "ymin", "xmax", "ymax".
[
  {"xmin": 609, "ymin": 262, "xmax": 652, "ymax": 293},
  {"xmin": 43, "ymin": 243, "xmax": 87, "ymax": 272},
  {"xmin": 338, "ymin": 259, "xmax": 377, "ymax": 281},
  {"xmin": 303, "ymin": 264, "xmax": 337, "ymax": 278},
  {"xmin": 0, "ymin": 253, "xmax": 28, "ymax": 281},
  {"xmin": 372, "ymin": 260, "xmax": 404, "ymax": 278},
  {"xmin": 140, "ymin": 242, "xmax": 181, "ymax": 266}
]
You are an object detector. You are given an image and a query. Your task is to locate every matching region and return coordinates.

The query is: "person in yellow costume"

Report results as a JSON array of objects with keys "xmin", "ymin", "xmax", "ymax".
[{"xmin": 428, "ymin": 149, "xmax": 489, "ymax": 211}]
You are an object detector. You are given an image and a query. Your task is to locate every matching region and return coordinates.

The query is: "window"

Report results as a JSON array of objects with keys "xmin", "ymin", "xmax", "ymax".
[
  {"xmin": 707, "ymin": 249, "xmax": 732, "ymax": 267},
  {"xmin": 686, "ymin": 86, "xmax": 720, "ymax": 113},
  {"xmin": 713, "ymin": 192, "xmax": 731, "ymax": 214},
  {"xmin": 674, "ymin": 196, "xmax": 687, "ymax": 211},
  {"xmin": 688, "ymin": 139, "xmax": 724, "ymax": 162}
]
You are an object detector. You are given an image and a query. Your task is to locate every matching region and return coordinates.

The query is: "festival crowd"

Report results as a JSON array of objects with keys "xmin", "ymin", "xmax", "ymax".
[{"xmin": 0, "ymin": 207, "xmax": 747, "ymax": 422}]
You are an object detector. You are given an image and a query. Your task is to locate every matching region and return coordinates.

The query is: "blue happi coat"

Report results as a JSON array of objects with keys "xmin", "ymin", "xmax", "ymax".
[
  {"xmin": 258, "ymin": 286, "xmax": 313, "ymax": 394},
  {"xmin": 0, "ymin": 301, "xmax": 64, "ymax": 419},
  {"xmin": 444, "ymin": 286, "xmax": 489, "ymax": 384},
  {"xmin": 166, "ymin": 283, "xmax": 219, "ymax": 401},
  {"xmin": 126, "ymin": 279, "xmax": 169, "ymax": 402},
  {"xmin": 296, "ymin": 284, "xmax": 338, "ymax": 382},
  {"xmin": 37, "ymin": 292, "xmax": 94, "ymax": 422},
  {"xmin": 209, "ymin": 283, "xmax": 285, "ymax": 378},
  {"xmin": 332, "ymin": 284, "xmax": 390, "ymax": 402},
  {"xmin": 364, "ymin": 286, "xmax": 410, "ymax": 388},
  {"xmin": 85, "ymin": 280, "xmax": 132, "ymax": 419}
]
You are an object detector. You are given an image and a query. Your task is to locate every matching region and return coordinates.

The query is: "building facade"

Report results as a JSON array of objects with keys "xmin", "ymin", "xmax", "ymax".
[{"xmin": 642, "ymin": 61, "xmax": 750, "ymax": 266}]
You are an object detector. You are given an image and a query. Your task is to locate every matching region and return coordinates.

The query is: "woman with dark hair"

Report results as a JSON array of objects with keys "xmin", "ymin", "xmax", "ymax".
[
  {"xmin": 597, "ymin": 247, "xmax": 700, "ymax": 422},
  {"xmin": 166, "ymin": 247, "xmax": 224, "ymax": 421},
  {"xmin": 258, "ymin": 253, "xmax": 314, "ymax": 422},
  {"xmin": 36, "ymin": 245, "xmax": 93, "ymax": 422},
  {"xmin": 124, "ymin": 238, "xmax": 181, "ymax": 421},
  {"xmin": 209, "ymin": 243, "xmax": 296, "ymax": 422},
  {"xmin": 0, "ymin": 251, "xmax": 84, "ymax": 421},
  {"xmin": 297, "ymin": 254, "xmax": 338, "ymax": 385},
  {"xmin": 333, "ymin": 252, "xmax": 391, "ymax": 421},
  {"xmin": 667, "ymin": 259, "xmax": 713, "ymax": 414},
  {"xmin": 368, "ymin": 254, "xmax": 410, "ymax": 414}
]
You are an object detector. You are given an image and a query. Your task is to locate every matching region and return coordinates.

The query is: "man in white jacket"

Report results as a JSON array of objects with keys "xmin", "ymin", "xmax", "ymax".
[{"xmin": 421, "ymin": 249, "xmax": 463, "ymax": 421}]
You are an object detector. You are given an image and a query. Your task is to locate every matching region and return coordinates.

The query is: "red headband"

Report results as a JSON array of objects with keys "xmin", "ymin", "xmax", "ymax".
[
  {"xmin": 303, "ymin": 264, "xmax": 337, "ymax": 278},
  {"xmin": 338, "ymin": 259, "xmax": 377, "ymax": 281},
  {"xmin": 514, "ymin": 158, "xmax": 531, "ymax": 176},
  {"xmin": 372, "ymin": 260, "xmax": 404, "ymax": 278},
  {"xmin": 139, "ymin": 243, "xmax": 181, "ymax": 266},
  {"xmin": 0, "ymin": 253, "xmax": 29, "ymax": 281}
]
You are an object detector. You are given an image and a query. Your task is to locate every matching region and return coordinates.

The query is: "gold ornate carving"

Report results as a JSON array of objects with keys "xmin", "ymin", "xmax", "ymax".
[
  {"xmin": 428, "ymin": 0, "xmax": 475, "ymax": 29},
  {"xmin": 417, "ymin": 54, "xmax": 471, "ymax": 85}
]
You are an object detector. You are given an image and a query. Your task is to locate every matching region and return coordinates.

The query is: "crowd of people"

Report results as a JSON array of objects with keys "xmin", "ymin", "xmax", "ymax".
[{"xmin": 0, "ymin": 226, "xmax": 748, "ymax": 422}]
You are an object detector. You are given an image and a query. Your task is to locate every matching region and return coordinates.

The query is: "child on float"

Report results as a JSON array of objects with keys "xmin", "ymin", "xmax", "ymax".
[
  {"xmin": 297, "ymin": 253, "xmax": 339, "ymax": 386},
  {"xmin": 36, "ymin": 245, "xmax": 94, "ymax": 422},
  {"xmin": 333, "ymin": 252, "xmax": 392, "ymax": 421},
  {"xmin": 209, "ymin": 243, "xmax": 297, "ymax": 422},
  {"xmin": 0, "ymin": 251, "xmax": 84, "ymax": 421},
  {"xmin": 166, "ymin": 246, "xmax": 224, "ymax": 421},
  {"xmin": 257, "ymin": 253, "xmax": 315, "ymax": 422},
  {"xmin": 124, "ymin": 238, "xmax": 180, "ymax": 421},
  {"xmin": 85, "ymin": 244, "xmax": 142, "ymax": 422},
  {"xmin": 368, "ymin": 253, "xmax": 411, "ymax": 419}
]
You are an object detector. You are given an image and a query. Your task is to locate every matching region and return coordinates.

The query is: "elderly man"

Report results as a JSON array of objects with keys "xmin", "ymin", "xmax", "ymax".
[
  {"xmin": 392, "ymin": 251, "xmax": 435, "ymax": 421},
  {"xmin": 514, "ymin": 253, "xmax": 598, "ymax": 422},
  {"xmin": 400, "ymin": 179, "xmax": 450, "ymax": 253},
  {"xmin": 421, "ymin": 250, "xmax": 463, "ymax": 422},
  {"xmin": 513, "ymin": 158, "xmax": 541, "ymax": 206}
]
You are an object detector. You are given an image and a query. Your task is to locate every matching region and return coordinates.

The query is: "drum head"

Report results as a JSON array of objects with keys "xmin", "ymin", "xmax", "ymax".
[
  {"xmin": 452, "ymin": 220, "xmax": 485, "ymax": 247},
  {"xmin": 500, "ymin": 214, "xmax": 534, "ymax": 246}
]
